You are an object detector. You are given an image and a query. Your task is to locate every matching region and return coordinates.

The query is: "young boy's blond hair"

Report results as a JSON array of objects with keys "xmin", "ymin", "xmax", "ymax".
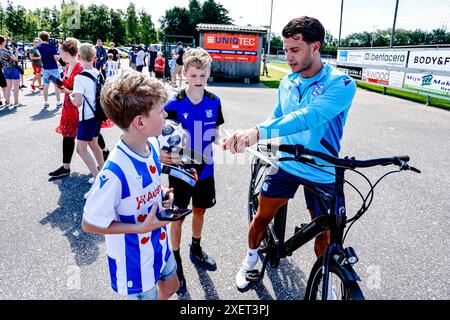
[
  {"xmin": 79, "ymin": 43, "xmax": 96, "ymax": 62},
  {"xmin": 100, "ymin": 70, "xmax": 168, "ymax": 129},
  {"xmin": 183, "ymin": 47, "xmax": 212, "ymax": 71}
]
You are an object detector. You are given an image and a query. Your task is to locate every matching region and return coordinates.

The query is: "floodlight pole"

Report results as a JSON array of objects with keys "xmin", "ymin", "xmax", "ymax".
[
  {"xmin": 267, "ymin": 0, "xmax": 273, "ymax": 60},
  {"xmin": 338, "ymin": 0, "xmax": 344, "ymax": 49},
  {"xmin": 390, "ymin": 0, "xmax": 399, "ymax": 48}
]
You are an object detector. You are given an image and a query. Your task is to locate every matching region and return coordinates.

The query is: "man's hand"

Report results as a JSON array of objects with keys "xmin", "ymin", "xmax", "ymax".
[{"xmin": 221, "ymin": 127, "xmax": 259, "ymax": 154}]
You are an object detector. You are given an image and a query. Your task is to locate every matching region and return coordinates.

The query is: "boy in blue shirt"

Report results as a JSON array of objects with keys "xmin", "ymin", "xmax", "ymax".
[
  {"xmin": 162, "ymin": 47, "xmax": 225, "ymax": 295},
  {"xmin": 82, "ymin": 71, "xmax": 179, "ymax": 300}
]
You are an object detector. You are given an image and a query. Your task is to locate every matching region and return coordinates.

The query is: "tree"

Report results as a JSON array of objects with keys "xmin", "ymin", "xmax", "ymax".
[
  {"xmin": 109, "ymin": 9, "xmax": 126, "ymax": 45},
  {"xmin": 159, "ymin": 7, "xmax": 192, "ymax": 37},
  {"xmin": 139, "ymin": 10, "xmax": 157, "ymax": 45},
  {"xmin": 200, "ymin": 0, "xmax": 232, "ymax": 25},
  {"xmin": 126, "ymin": 3, "xmax": 138, "ymax": 44}
]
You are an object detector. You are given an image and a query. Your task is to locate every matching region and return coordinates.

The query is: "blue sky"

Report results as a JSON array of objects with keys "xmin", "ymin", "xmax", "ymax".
[{"xmin": 12, "ymin": 0, "xmax": 450, "ymax": 38}]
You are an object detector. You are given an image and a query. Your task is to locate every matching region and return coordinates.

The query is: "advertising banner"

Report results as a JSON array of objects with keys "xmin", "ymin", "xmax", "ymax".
[
  {"xmin": 363, "ymin": 50, "xmax": 408, "ymax": 68},
  {"xmin": 403, "ymin": 72, "xmax": 450, "ymax": 97},
  {"xmin": 204, "ymin": 33, "xmax": 259, "ymax": 63},
  {"xmin": 337, "ymin": 65, "xmax": 363, "ymax": 80},
  {"xmin": 338, "ymin": 50, "xmax": 364, "ymax": 64},
  {"xmin": 338, "ymin": 49, "xmax": 408, "ymax": 68},
  {"xmin": 361, "ymin": 68, "xmax": 405, "ymax": 88},
  {"xmin": 362, "ymin": 68, "xmax": 390, "ymax": 85},
  {"xmin": 407, "ymin": 50, "xmax": 450, "ymax": 72}
]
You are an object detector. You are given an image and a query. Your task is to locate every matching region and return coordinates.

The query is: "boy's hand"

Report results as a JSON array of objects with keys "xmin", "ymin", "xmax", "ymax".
[
  {"xmin": 138, "ymin": 205, "xmax": 169, "ymax": 233},
  {"xmin": 162, "ymin": 188, "xmax": 174, "ymax": 209},
  {"xmin": 160, "ymin": 150, "xmax": 183, "ymax": 165},
  {"xmin": 59, "ymin": 87, "xmax": 71, "ymax": 94}
]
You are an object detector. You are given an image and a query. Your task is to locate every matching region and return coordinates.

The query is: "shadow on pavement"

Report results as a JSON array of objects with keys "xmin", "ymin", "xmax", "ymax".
[
  {"xmin": 0, "ymin": 105, "xmax": 18, "ymax": 117},
  {"xmin": 245, "ymin": 254, "xmax": 308, "ymax": 300},
  {"xmin": 30, "ymin": 107, "xmax": 59, "ymax": 121},
  {"xmin": 40, "ymin": 173, "xmax": 104, "ymax": 266},
  {"xmin": 193, "ymin": 264, "xmax": 220, "ymax": 300}
]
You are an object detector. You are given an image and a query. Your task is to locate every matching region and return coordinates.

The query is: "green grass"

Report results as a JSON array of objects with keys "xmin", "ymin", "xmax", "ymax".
[
  {"xmin": 357, "ymin": 82, "xmax": 450, "ymax": 110},
  {"xmin": 271, "ymin": 62, "xmax": 290, "ymax": 71},
  {"xmin": 259, "ymin": 64, "xmax": 287, "ymax": 88}
]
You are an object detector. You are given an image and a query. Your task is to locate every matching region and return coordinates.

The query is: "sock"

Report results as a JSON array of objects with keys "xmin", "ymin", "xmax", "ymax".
[
  {"xmin": 191, "ymin": 237, "xmax": 201, "ymax": 254},
  {"xmin": 243, "ymin": 248, "xmax": 258, "ymax": 270},
  {"xmin": 173, "ymin": 249, "xmax": 184, "ymax": 281}
]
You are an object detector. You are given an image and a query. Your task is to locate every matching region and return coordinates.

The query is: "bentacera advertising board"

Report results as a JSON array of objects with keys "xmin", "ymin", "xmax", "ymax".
[
  {"xmin": 203, "ymin": 33, "xmax": 259, "ymax": 63},
  {"xmin": 338, "ymin": 49, "xmax": 408, "ymax": 68},
  {"xmin": 403, "ymin": 72, "xmax": 450, "ymax": 97}
]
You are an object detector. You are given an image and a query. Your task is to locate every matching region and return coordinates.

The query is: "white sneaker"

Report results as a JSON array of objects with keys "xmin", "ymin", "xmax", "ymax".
[
  {"xmin": 236, "ymin": 265, "xmax": 251, "ymax": 290},
  {"xmin": 88, "ymin": 177, "xmax": 95, "ymax": 184}
]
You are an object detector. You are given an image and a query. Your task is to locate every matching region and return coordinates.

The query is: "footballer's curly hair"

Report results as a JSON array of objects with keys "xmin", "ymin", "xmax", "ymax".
[
  {"xmin": 282, "ymin": 16, "xmax": 325, "ymax": 51},
  {"xmin": 183, "ymin": 47, "xmax": 212, "ymax": 70},
  {"xmin": 100, "ymin": 70, "xmax": 169, "ymax": 129}
]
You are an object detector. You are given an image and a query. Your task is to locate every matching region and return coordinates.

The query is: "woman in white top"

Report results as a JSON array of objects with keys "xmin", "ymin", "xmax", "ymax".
[
  {"xmin": 135, "ymin": 44, "xmax": 146, "ymax": 73},
  {"xmin": 69, "ymin": 43, "xmax": 105, "ymax": 198}
]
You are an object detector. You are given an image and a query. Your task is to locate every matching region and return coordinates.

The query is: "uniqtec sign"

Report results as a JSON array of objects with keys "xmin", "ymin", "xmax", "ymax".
[
  {"xmin": 403, "ymin": 72, "xmax": 450, "ymax": 97},
  {"xmin": 204, "ymin": 33, "xmax": 259, "ymax": 63},
  {"xmin": 407, "ymin": 50, "xmax": 450, "ymax": 73}
]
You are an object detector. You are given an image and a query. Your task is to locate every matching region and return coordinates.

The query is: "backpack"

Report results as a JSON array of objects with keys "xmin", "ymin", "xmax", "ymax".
[{"xmin": 80, "ymin": 71, "xmax": 108, "ymax": 122}]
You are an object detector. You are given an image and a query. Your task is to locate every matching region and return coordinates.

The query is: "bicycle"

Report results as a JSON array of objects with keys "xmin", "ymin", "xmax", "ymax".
[{"xmin": 246, "ymin": 143, "xmax": 420, "ymax": 300}]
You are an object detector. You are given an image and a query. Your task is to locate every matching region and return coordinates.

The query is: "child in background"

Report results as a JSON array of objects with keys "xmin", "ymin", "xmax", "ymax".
[
  {"xmin": 105, "ymin": 53, "xmax": 118, "ymax": 79},
  {"xmin": 154, "ymin": 51, "xmax": 165, "ymax": 81}
]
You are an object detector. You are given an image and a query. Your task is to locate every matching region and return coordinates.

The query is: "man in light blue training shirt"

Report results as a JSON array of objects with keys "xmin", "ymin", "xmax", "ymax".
[{"xmin": 221, "ymin": 16, "xmax": 357, "ymax": 291}]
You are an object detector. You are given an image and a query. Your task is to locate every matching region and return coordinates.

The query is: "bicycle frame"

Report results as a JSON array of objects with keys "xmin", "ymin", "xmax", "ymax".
[{"xmin": 257, "ymin": 165, "xmax": 361, "ymax": 300}]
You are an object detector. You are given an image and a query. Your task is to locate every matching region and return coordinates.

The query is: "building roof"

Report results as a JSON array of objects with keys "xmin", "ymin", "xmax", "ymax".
[{"xmin": 197, "ymin": 24, "xmax": 268, "ymax": 34}]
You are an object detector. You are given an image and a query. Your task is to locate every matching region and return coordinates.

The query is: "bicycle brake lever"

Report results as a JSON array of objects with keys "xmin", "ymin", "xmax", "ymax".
[{"xmin": 409, "ymin": 166, "xmax": 421, "ymax": 174}]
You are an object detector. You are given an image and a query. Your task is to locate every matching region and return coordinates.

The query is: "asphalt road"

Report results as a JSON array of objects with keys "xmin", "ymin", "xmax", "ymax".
[{"xmin": 0, "ymin": 76, "xmax": 449, "ymax": 300}]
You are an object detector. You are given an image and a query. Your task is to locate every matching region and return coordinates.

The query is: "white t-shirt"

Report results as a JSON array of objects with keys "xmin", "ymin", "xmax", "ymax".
[
  {"xmin": 73, "ymin": 68, "xmax": 99, "ymax": 121},
  {"xmin": 106, "ymin": 60, "xmax": 118, "ymax": 78},
  {"xmin": 83, "ymin": 137, "xmax": 172, "ymax": 296},
  {"xmin": 136, "ymin": 50, "xmax": 146, "ymax": 67}
]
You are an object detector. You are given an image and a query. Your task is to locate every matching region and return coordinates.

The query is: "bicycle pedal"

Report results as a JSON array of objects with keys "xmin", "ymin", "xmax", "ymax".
[{"xmin": 245, "ymin": 269, "xmax": 261, "ymax": 282}]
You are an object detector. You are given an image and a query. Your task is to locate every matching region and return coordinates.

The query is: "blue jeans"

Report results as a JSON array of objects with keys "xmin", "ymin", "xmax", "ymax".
[{"xmin": 127, "ymin": 253, "xmax": 177, "ymax": 300}]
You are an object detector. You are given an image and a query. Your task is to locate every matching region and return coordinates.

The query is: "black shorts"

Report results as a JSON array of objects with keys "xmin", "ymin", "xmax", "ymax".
[
  {"xmin": 169, "ymin": 175, "xmax": 216, "ymax": 209},
  {"xmin": 155, "ymin": 71, "xmax": 163, "ymax": 79}
]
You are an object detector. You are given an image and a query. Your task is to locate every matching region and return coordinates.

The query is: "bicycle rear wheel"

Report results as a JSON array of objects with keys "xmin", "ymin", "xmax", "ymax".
[{"xmin": 305, "ymin": 257, "xmax": 365, "ymax": 300}]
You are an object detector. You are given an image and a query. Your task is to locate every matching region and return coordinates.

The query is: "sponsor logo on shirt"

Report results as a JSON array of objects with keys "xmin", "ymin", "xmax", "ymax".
[
  {"xmin": 136, "ymin": 184, "xmax": 162, "ymax": 210},
  {"xmin": 99, "ymin": 175, "xmax": 109, "ymax": 189},
  {"xmin": 183, "ymin": 113, "xmax": 189, "ymax": 119},
  {"xmin": 312, "ymin": 84, "xmax": 324, "ymax": 96}
]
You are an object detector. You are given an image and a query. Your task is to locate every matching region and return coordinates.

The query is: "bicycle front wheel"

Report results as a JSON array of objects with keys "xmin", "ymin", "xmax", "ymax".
[
  {"xmin": 248, "ymin": 156, "xmax": 271, "ymax": 246},
  {"xmin": 305, "ymin": 257, "xmax": 365, "ymax": 300}
]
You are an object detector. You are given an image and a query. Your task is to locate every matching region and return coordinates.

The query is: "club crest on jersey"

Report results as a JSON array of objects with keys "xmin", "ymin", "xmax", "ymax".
[
  {"xmin": 205, "ymin": 109, "xmax": 213, "ymax": 118},
  {"xmin": 312, "ymin": 84, "xmax": 324, "ymax": 96}
]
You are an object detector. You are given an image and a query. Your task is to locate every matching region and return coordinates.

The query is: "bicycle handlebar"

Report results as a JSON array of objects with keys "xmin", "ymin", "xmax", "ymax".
[{"xmin": 269, "ymin": 143, "xmax": 420, "ymax": 172}]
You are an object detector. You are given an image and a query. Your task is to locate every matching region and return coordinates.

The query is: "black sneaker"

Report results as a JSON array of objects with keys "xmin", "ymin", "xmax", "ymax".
[
  {"xmin": 189, "ymin": 247, "xmax": 217, "ymax": 271},
  {"xmin": 49, "ymin": 166, "xmax": 71, "ymax": 178},
  {"xmin": 176, "ymin": 278, "xmax": 187, "ymax": 296},
  {"xmin": 102, "ymin": 150, "xmax": 110, "ymax": 161}
]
